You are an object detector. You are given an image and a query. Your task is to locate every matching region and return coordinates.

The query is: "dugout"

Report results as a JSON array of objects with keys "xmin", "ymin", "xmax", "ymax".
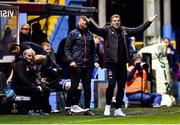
[{"xmin": 0, "ymin": 2, "xmax": 96, "ymax": 114}]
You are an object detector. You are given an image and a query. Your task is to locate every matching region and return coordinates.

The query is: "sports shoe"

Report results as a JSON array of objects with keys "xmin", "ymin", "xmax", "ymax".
[
  {"xmin": 84, "ymin": 109, "xmax": 95, "ymax": 115},
  {"xmin": 39, "ymin": 111, "xmax": 49, "ymax": 116},
  {"xmin": 70, "ymin": 105, "xmax": 81, "ymax": 113},
  {"xmin": 70, "ymin": 105, "xmax": 77, "ymax": 113},
  {"xmin": 153, "ymin": 104, "xmax": 161, "ymax": 108},
  {"xmin": 74, "ymin": 105, "xmax": 84, "ymax": 112},
  {"xmin": 104, "ymin": 105, "xmax": 111, "ymax": 116},
  {"xmin": 64, "ymin": 107, "xmax": 72, "ymax": 115},
  {"xmin": 114, "ymin": 108, "xmax": 126, "ymax": 117},
  {"xmin": 27, "ymin": 110, "xmax": 40, "ymax": 116}
]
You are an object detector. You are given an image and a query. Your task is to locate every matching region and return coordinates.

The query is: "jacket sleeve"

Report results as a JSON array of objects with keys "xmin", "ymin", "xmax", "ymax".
[
  {"xmin": 22, "ymin": 42, "xmax": 47, "ymax": 55},
  {"xmin": 127, "ymin": 68, "xmax": 136, "ymax": 81},
  {"xmin": 88, "ymin": 21, "xmax": 107, "ymax": 38},
  {"xmin": 91, "ymin": 39, "xmax": 99, "ymax": 63},
  {"xmin": 13, "ymin": 61, "xmax": 37, "ymax": 88},
  {"xmin": 64, "ymin": 32, "xmax": 74, "ymax": 64},
  {"xmin": 94, "ymin": 50, "xmax": 99, "ymax": 63},
  {"xmin": 124, "ymin": 21, "xmax": 152, "ymax": 35}
]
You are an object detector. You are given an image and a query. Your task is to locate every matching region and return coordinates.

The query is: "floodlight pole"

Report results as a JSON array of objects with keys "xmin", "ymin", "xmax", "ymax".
[
  {"xmin": 143, "ymin": 0, "xmax": 161, "ymax": 46},
  {"xmin": 163, "ymin": 0, "xmax": 172, "ymax": 39},
  {"xmin": 98, "ymin": 0, "xmax": 106, "ymax": 28}
]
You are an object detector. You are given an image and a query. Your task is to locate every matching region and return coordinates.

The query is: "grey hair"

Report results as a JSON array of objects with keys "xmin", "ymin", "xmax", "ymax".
[{"xmin": 23, "ymin": 48, "xmax": 35, "ymax": 57}]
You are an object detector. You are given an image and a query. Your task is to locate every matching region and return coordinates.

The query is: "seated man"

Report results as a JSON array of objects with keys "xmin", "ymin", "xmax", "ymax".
[
  {"xmin": 126, "ymin": 54, "xmax": 162, "ymax": 107},
  {"xmin": 7, "ymin": 41, "xmax": 49, "ymax": 82},
  {"xmin": 12, "ymin": 48, "xmax": 51, "ymax": 116},
  {"xmin": 36, "ymin": 42, "xmax": 62, "ymax": 91},
  {"xmin": 40, "ymin": 42, "xmax": 84, "ymax": 113}
]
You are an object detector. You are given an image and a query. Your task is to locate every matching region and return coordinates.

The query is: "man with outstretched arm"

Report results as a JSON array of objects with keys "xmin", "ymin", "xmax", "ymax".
[{"xmin": 83, "ymin": 14, "xmax": 158, "ymax": 116}]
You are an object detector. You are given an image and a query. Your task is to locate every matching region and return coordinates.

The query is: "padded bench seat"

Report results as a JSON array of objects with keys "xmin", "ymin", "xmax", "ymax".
[
  {"xmin": 11, "ymin": 95, "xmax": 31, "ymax": 114},
  {"xmin": 15, "ymin": 95, "xmax": 31, "ymax": 101}
]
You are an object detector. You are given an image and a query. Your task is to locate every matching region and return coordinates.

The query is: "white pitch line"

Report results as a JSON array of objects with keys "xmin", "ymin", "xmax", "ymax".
[
  {"xmin": 64, "ymin": 110, "xmax": 180, "ymax": 124},
  {"xmin": 65, "ymin": 117, "xmax": 115, "ymax": 124},
  {"xmin": 64, "ymin": 115, "xmax": 138, "ymax": 124}
]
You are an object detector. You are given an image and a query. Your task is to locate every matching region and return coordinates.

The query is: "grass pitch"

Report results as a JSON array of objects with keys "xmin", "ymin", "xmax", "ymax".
[{"xmin": 0, "ymin": 107, "xmax": 180, "ymax": 124}]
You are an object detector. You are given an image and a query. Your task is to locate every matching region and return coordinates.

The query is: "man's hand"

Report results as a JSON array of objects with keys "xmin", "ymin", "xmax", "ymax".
[
  {"xmin": 35, "ymin": 55, "xmax": 46, "ymax": 62},
  {"xmin": 70, "ymin": 61, "xmax": 77, "ymax": 67},
  {"xmin": 81, "ymin": 16, "xmax": 90, "ymax": 23},
  {"xmin": 94, "ymin": 62, "xmax": 100, "ymax": 68},
  {"xmin": 41, "ymin": 78, "xmax": 49, "ymax": 85},
  {"xmin": 148, "ymin": 14, "xmax": 159, "ymax": 22},
  {"xmin": 37, "ymin": 86, "xmax": 43, "ymax": 92}
]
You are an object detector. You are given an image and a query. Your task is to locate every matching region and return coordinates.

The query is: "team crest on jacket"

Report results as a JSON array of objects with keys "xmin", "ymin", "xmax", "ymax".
[{"xmin": 26, "ymin": 67, "xmax": 29, "ymax": 71}]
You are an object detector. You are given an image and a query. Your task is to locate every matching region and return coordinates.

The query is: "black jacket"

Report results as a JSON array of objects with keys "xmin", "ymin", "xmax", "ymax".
[
  {"xmin": 12, "ymin": 58, "xmax": 39, "ymax": 90},
  {"xmin": 20, "ymin": 41, "xmax": 47, "ymax": 55},
  {"xmin": 19, "ymin": 32, "xmax": 31, "ymax": 43},
  {"xmin": 88, "ymin": 21, "xmax": 151, "ymax": 63},
  {"xmin": 65, "ymin": 27, "xmax": 97, "ymax": 67}
]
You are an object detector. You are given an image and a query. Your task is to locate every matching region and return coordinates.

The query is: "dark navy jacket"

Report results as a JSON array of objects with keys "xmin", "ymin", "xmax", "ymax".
[{"xmin": 65, "ymin": 27, "xmax": 97, "ymax": 67}]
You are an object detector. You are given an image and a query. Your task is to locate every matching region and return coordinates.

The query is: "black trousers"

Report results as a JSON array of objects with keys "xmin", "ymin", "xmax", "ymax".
[
  {"xmin": 14, "ymin": 85, "xmax": 50, "ymax": 112},
  {"xmin": 66, "ymin": 67, "xmax": 92, "ymax": 109},
  {"xmin": 47, "ymin": 78, "xmax": 64, "ymax": 91},
  {"xmin": 48, "ymin": 78, "xmax": 82, "ymax": 106},
  {"xmin": 0, "ymin": 72, "xmax": 6, "ymax": 91},
  {"xmin": 105, "ymin": 62, "xmax": 127, "ymax": 108}
]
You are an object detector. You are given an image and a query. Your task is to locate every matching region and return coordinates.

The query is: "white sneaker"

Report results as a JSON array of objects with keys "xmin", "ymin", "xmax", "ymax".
[
  {"xmin": 70, "ymin": 105, "xmax": 81, "ymax": 113},
  {"xmin": 104, "ymin": 105, "xmax": 111, "ymax": 116},
  {"xmin": 114, "ymin": 108, "xmax": 126, "ymax": 117},
  {"xmin": 153, "ymin": 104, "xmax": 161, "ymax": 108},
  {"xmin": 70, "ymin": 105, "xmax": 84, "ymax": 113},
  {"xmin": 75, "ymin": 105, "xmax": 84, "ymax": 112},
  {"xmin": 70, "ymin": 106, "xmax": 76, "ymax": 113}
]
